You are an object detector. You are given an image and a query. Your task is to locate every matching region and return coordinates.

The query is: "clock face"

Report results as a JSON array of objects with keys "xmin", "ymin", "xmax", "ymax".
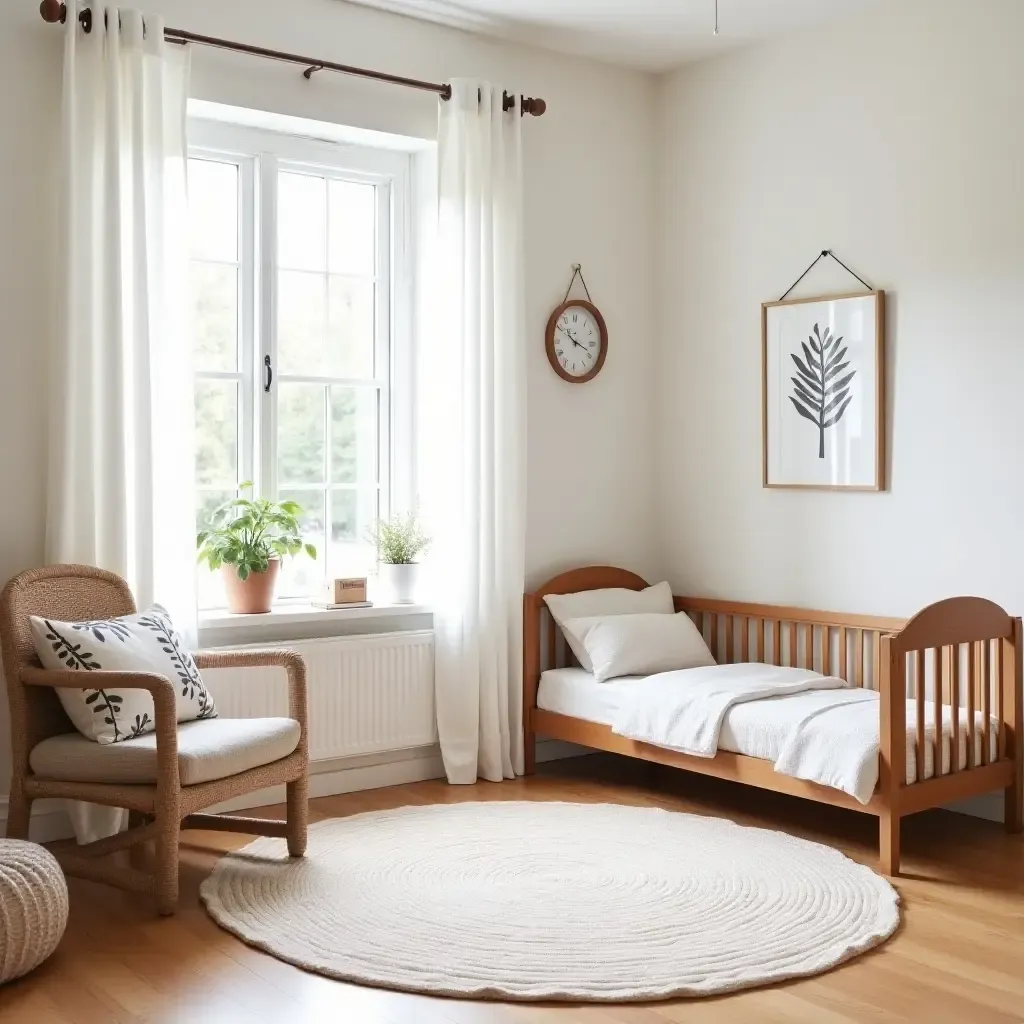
[{"xmin": 551, "ymin": 305, "xmax": 602, "ymax": 378}]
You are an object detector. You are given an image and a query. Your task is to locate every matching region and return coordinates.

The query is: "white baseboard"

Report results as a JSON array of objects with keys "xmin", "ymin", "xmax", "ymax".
[
  {"xmin": 0, "ymin": 737, "xmax": 588, "ymax": 842},
  {"xmin": 0, "ymin": 798, "xmax": 73, "ymax": 845},
  {"xmin": 947, "ymin": 792, "xmax": 1005, "ymax": 823}
]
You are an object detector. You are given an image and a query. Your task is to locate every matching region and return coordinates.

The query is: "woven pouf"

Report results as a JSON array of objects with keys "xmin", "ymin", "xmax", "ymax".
[{"xmin": 0, "ymin": 840, "xmax": 68, "ymax": 983}]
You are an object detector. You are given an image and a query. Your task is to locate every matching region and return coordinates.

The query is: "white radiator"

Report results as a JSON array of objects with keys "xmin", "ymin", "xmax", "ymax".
[{"xmin": 203, "ymin": 630, "xmax": 437, "ymax": 762}]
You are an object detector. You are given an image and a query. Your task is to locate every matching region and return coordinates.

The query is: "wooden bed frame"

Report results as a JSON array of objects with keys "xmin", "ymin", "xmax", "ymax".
[{"xmin": 523, "ymin": 567, "xmax": 1023, "ymax": 875}]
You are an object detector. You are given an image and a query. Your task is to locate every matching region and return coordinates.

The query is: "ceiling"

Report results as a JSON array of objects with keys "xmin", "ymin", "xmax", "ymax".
[{"xmin": 341, "ymin": 0, "xmax": 872, "ymax": 72}]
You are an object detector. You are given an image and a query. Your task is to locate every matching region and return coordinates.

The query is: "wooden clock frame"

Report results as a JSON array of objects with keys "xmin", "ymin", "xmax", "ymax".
[{"xmin": 545, "ymin": 299, "xmax": 608, "ymax": 384}]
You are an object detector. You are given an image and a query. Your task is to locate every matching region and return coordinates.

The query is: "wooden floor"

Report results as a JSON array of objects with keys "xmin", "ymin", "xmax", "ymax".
[{"xmin": 2, "ymin": 754, "xmax": 1023, "ymax": 1023}]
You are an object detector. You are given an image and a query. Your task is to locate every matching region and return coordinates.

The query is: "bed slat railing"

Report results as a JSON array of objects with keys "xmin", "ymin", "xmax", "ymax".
[
  {"xmin": 913, "ymin": 650, "xmax": 926, "ymax": 779},
  {"xmin": 679, "ymin": 599, "xmax": 903, "ymax": 690},
  {"xmin": 983, "ymin": 639, "xmax": 992, "ymax": 765}
]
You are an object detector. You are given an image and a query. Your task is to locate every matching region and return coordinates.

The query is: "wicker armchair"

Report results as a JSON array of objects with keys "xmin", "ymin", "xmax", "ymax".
[{"xmin": 0, "ymin": 565, "xmax": 309, "ymax": 915}]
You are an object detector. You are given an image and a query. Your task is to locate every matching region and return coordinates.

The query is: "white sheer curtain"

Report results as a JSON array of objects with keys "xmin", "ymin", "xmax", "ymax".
[
  {"xmin": 47, "ymin": 4, "xmax": 193, "ymax": 841},
  {"xmin": 423, "ymin": 80, "xmax": 527, "ymax": 784}
]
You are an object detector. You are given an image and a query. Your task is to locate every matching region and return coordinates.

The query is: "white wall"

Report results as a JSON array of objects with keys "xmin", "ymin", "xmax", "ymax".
[
  {"xmin": 656, "ymin": 0, "xmax": 1024, "ymax": 620},
  {"xmin": 0, "ymin": 0, "xmax": 657, "ymax": 793}
]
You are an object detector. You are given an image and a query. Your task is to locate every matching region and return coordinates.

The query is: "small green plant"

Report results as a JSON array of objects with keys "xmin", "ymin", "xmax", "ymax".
[
  {"xmin": 197, "ymin": 483, "xmax": 317, "ymax": 581},
  {"xmin": 367, "ymin": 510, "xmax": 430, "ymax": 565}
]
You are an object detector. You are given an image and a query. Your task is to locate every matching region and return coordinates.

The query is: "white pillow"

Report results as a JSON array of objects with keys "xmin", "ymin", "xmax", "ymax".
[
  {"xmin": 562, "ymin": 611, "xmax": 716, "ymax": 683},
  {"xmin": 29, "ymin": 605, "xmax": 217, "ymax": 744},
  {"xmin": 544, "ymin": 581, "xmax": 674, "ymax": 672}
]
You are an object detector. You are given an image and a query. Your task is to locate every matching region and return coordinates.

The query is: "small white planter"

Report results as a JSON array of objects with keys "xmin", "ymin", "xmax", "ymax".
[{"xmin": 379, "ymin": 562, "xmax": 419, "ymax": 604}]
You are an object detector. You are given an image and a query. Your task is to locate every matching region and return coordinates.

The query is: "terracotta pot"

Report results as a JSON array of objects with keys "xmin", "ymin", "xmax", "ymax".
[{"xmin": 222, "ymin": 559, "xmax": 280, "ymax": 614}]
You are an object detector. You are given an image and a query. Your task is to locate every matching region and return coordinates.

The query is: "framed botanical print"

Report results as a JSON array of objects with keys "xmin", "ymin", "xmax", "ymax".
[{"xmin": 762, "ymin": 290, "xmax": 885, "ymax": 491}]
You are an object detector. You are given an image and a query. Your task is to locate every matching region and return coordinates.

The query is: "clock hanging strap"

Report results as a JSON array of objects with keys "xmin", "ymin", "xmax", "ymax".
[{"xmin": 562, "ymin": 263, "xmax": 594, "ymax": 305}]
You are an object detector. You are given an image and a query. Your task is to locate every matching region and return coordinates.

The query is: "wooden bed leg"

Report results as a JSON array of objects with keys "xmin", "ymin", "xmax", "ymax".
[
  {"xmin": 879, "ymin": 812, "xmax": 900, "ymax": 876},
  {"xmin": 523, "ymin": 724, "xmax": 536, "ymax": 776},
  {"xmin": 1005, "ymin": 784, "xmax": 1022, "ymax": 834}
]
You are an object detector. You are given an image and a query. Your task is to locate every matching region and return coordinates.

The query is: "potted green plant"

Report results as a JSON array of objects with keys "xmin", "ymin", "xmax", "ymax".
[
  {"xmin": 197, "ymin": 483, "xmax": 317, "ymax": 614},
  {"xmin": 368, "ymin": 510, "xmax": 430, "ymax": 604}
]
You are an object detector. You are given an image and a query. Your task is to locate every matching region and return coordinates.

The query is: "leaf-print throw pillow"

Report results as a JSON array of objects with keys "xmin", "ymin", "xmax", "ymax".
[{"xmin": 28, "ymin": 605, "xmax": 217, "ymax": 744}]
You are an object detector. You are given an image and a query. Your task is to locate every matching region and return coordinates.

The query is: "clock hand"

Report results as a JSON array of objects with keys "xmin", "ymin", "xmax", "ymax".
[{"xmin": 564, "ymin": 328, "xmax": 589, "ymax": 352}]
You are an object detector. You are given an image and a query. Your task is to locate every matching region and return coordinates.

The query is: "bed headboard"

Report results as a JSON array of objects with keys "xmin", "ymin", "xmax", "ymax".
[
  {"xmin": 523, "ymin": 567, "xmax": 907, "ymax": 724},
  {"xmin": 523, "ymin": 566, "xmax": 649, "ymax": 708}
]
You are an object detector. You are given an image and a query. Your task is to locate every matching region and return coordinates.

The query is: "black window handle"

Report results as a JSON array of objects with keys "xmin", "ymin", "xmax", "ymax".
[{"xmin": 264, "ymin": 355, "xmax": 273, "ymax": 393}]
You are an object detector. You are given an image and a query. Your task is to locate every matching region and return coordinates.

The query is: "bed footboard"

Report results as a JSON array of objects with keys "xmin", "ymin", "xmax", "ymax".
[{"xmin": 878, "ymin": 597, "xmax": 1023, "ymax": 873}]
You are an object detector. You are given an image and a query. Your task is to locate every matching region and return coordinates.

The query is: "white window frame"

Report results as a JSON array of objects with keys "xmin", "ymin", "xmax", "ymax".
[
  {"xmin": 188, "ymin": 119, "xmax": 414, "ymax": 605},
  {"xmin": 189, "ymin": 149, "xmax": 257, "ymax": 528}
]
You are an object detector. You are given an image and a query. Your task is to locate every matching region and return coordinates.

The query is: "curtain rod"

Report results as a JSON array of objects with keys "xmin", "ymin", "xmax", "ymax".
[{"xmin": 38, "ymin": 1, "xmax": 547, "ymax": 116}]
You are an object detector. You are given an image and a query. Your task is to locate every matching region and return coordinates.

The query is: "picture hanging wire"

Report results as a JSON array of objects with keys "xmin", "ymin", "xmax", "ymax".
[
  {"xmin": 779, "ymin": 250, "xmax": 874, "ymax": 302},
  {"xmin": 562, "ymin": 264, "xmax": 594, "ymax": 305},
  {"xmin": 714, "ymin": 0, "xmax": 719, "ymax": 36}
]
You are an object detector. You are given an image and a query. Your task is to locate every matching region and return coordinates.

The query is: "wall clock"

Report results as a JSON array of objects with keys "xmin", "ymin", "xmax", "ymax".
[{"xmin": 545, "ymin": 266, "xmax": 608, "ymax": 384}]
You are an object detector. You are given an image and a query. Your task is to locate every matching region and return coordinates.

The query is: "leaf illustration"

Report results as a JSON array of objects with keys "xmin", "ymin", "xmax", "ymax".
[
  {"xmin": 791, "ymin": 380, "xmax": 820, "ymax": 409},
  {"xmin": 824, "ymin": 343, "xmax": 847, "ymax": 370},
  {"xmin": 72, "ymin": 619, "xmax": 132, "ymax": 644},
  {"xmin": 140, "ymin": 611, "xmax": 216, "ymax": 715},
  {"xmin": 789, "ymin": 397, "xmax": 820, "ymax": 426},
  {"xmin": 823, "ymin": 395, "xmax": 854, "ymax": 428},
  {"xmin": 791, "ymin": 354, "xmax": 818, "ymax": 384},
  {"xmin": 130, "ymin": 713, "xmax": 152, "ymax": 738},
  {"xmin": 825, "ymin": 371, "xmax": 856, "ymax": 396},
  {"xmin": 822, "ymin": 389, "xmax": 852, "ymax": 417},
  {"xmin": 824, "ymin": 359, "xmax": 850, "ymax": 383},
  {"xmin": 788, "ymin": 326, "xmax": 857, "ymax": 459}
]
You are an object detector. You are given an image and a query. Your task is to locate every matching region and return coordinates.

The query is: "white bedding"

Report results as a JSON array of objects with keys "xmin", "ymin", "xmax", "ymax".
[
  {"xmin": 611, "ymin": 663, "xmax": 852, "ymax": 757},
  {"xmin": 537, "ymin": 666, "xmax": 997, "ymax": 801}
]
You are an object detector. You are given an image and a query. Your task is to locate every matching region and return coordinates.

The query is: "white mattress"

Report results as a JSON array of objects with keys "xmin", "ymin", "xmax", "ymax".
[{"xmin": 537, "ymin": 667, "xmax": 997, "ymax": 786}]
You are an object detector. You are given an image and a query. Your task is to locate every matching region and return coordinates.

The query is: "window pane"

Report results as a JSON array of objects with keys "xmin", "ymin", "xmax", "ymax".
[
  {"xmin": 188, "ymin": 159, "xmax": 237, "ymax": 262},
  {"xmin": 196, "ymin": 488, "xmax": 234, "ymax": 610},
  {"xmin": 191, "ymin": 263, "xmax": 238, "ymax": 372},
  {"xmin": 196, "ymin": 489, "xmax": 236, "ymax": 534},
  {"xmin": 329, "ymin": 488, "xmax": 377, "ymax": 577},
  {"xmin": 331, "ymin": 387, "xmax": 378, "ymax": 484},
  {"xmin": 327, "ymin": 278, "xmax": 375, "ymax": 378},
  {"xmin": 278, "ymin": 383, "xmax": 325, "ymax": 485},
  {"xmin": 195, "ymin": 379, "xmax": 238, "ymax": 487},
  {"xmin": 328, "ymin": 180, "xmax": 376, "ymax": 277},
  {"xmin": 278, "ymin": 270, "xmax": 325, "ymax": 375},
  {"xmin": 277, "ymin": 489, "xmax": 325, "ymax": 598},
  {"xmin": 278, "ymin": 171, "xmax": 326, "ymax": 272}
]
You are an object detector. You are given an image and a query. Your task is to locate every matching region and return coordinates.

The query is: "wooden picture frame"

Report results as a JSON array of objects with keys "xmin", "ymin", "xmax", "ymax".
[{"xmin": 762, "ymin": 290, "xmax": 885, "ymax": 491}]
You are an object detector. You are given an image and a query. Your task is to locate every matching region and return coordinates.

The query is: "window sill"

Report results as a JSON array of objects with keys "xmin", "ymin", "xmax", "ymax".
[
  {"xmin": 200, "ymin": 602, "xmax": 431, "ymax": 630},
  {"xmin": 198, "ymin": 602, "xmax": 433, "ymax": 647}
]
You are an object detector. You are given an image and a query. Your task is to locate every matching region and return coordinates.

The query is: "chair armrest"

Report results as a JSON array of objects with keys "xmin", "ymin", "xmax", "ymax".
[
  {"xmin": 193, "ymin": 649, "xmax": 308, "ymax": 730},
  {"xmin": 22, "ymin": 667, "xmax": 180, "ymax": 789}
]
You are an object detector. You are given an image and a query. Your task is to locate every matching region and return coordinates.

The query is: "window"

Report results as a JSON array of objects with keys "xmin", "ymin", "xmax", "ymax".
[{"xmin": 188, "ymin": 122, "xmax": 410, "ymax": 609}]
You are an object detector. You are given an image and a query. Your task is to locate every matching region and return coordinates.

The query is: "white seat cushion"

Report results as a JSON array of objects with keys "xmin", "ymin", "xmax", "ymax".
[{"xmin": 29, "ymin": 718, "xmax": 301, "ymax": 786}]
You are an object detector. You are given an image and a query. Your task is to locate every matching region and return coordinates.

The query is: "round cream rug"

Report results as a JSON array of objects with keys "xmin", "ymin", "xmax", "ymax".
[{"xmin": 200, "ymin": 802, "xmax": 899, "ymax": 1001}]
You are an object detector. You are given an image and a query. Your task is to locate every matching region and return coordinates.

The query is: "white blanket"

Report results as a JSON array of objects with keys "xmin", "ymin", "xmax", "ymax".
[
  {"xmin": 611, "ymin": 663, "xmax": 850, "ymax": 757},
  {"xmin": 775, "ymin": 689, "xmax": 881, "ymax": 803}
]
